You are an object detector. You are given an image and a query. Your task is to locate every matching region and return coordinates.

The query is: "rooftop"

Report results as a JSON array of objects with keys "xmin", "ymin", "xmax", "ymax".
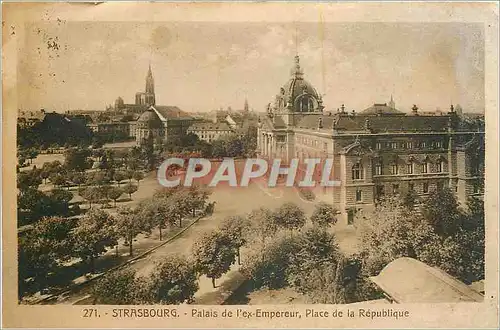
[
  {"xmin": 369, "ymin": 257, "xmax": 484, "ymax": 303},
  {"xmin": 188, "ymin": 121, "xmax": 233, "ymax": 131}
]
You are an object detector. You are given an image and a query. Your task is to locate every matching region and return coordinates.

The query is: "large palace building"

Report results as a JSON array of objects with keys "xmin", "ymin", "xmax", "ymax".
[{"xmin": 257, "ymin": 56, "xmax": 485, "ymax": 225}]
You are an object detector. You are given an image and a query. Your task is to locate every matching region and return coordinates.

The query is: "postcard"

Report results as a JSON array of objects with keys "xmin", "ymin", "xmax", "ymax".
[{"xmin": 2, "ymin": 2, "xmax": 499, "ymax": 328}]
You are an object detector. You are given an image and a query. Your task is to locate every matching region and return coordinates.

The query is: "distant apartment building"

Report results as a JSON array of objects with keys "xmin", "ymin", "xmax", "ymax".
[{"xmin": 187, "ymin": 121, "xmax": 233, "ymax": 143}]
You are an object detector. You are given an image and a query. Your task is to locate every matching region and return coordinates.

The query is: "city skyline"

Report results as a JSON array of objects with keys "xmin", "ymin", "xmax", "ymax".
[{"xmin": 18, "ymin": 21, "xmax": 484, "ymax": 114}]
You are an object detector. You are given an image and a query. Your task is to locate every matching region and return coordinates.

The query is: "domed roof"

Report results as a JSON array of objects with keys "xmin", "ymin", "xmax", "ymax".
[
  {"xmin": 272, "ymin": 55, "xmax": 323, "ymax": 113},
  {"xmin": 282, "ymin": 55, "xmax": 320, "ymax": 101},
  {"xmin": 137, "ymin": 108, "xmax": 163, "ymax": 129}
]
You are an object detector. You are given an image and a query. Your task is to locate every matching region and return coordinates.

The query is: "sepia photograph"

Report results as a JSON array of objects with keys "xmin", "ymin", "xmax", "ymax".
[{"xmin": 2, "ymin": 2, "xmax": 499, "ymax": 329}]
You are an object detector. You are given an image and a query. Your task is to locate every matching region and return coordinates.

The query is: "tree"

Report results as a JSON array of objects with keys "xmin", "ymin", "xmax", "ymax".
[
  {"xmin": 28, "ymin": 148, "xmax": 39, "ymax": 164},
  {"xmin": 115, "ymin": 206, "xmax": 149, "ymax": 256},
  {"xmin": 48, "ymin": 188, "xmax": 73, "ymax": 213},
  {"xmin": 418, "ymin": 197, "xmax": 485, "ymax": 284},
  {"xmin": 78, "ymin": 186, "xmax": 99, "ymax": 209},
  {"xmin": 17, "ymin": 170, "xmax": 42, "ymax": 191},
  {"xmin": 70, "ymin": 171, "xmax": 86, "ymax": 187},
  {"xmin": 166, "ymin": 191, "xmax": 190, "ymax": 227},
  {"xmin": 247, "ymin": 207, "xmax": 277, "ymax": 243},
  {"xmin": 91, "ymin": 137, "xmax": 104, "ymax": 149},
  {"xmin": 96, "ymin": 184, "xmax": 111, "ymax": 206},
  {"xmin": 273, "ymin": 202, "xmax": 306, "ymax": 232},
  {"xmin": 92, "ymin": 269, "xmax": 142, "ymax": 304},
  {"xmin": 241, "ymin": 232, "xmax": 298, "ymax": 290},
  {"xmin": 18, "ymin": 155, "xmax": 27, "ymax": 168},
  {"xmin": 185, "ymin": 185, "xmax": 210, "ymax": 217},
  {"xmin": 144, "ymin": 256, "xmax": 199, "ymax": 304},
  {"xmin": 113, "ymin": 171, "xmax": 126, "ymax": 186},
  {"xmin": 91, "ymin": 171, "xmax": 111, "ymax": 187},
  {"xmin": 107, "ymin": 186, "xmax": 123, "ymax": 207},
  {"xmin": 139, "ymin": 198, "xmax": 171, "ymax": 241},
  {"xmin": 18, "ymin": 216, "xmax": 76, "ymax": 292},
  {"xmin": 310, "ymin": 203, "xmax": 338, "ymax": 228},
  {"xmin": 123, "ymin": 183, "xmax": 138, "ymax": 200},
  {"xmin": 402, "ymin": 189, "xmax": 420, "ymax": 209},
  {"xmin": 219, "ymin": 215, "xmax": 251, "ymax": 265},
  {"xmin": 72, "ymin": 209, "xmax": 117, "ymax": 272},
  {"xmin": 225, "ymin": 135, "xmax": 245, "ymax": 157},
  {"xmin": 64, "ymin": 148, "xmax": 91, "ymax": 172},
  {"xmin": 133, "ymin": 171, "xmax": 144, "ymax": 186},
  {"xmin": 420, "ymin": 188, "xmax": 464, "ymax": 237},
  {"xmin": 211, "ymin": 139, "xmax": 227, "ymax": 159},
  {"xmin": 49, "ymin": 173, "xmax": 67, "ymax": 188},
  {"xmin": 125, "ymin": 169, "xmax": 134, "ymax": 183},
  {"xmin": 40, "ymin": 169, "xmax": 50, "ymax": 184},
  {"xmin": 153, "ymin": 186, "xmax": 182, "ymax": 200},
  {"xmin": 356, "ymin": 196, "xmax": 441, "ymax": 275},
  {"xmin": 192, "ymin": 231, "xmax": 236, "ymax": 288},
  {"xmin": 287, "ymin": 227, "xmax": 340, "ymax": 292},
  {"xmin": 18, "ymin": 188, "xmax": 72, "ymax": 225}
]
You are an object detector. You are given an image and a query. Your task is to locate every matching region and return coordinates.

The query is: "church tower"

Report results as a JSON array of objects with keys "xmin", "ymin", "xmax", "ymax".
[
  {"xmin": 145, "ymin": 64, "xmax": 156, "ymax": 106},
  {"xmin": 388, "ymin": 94, "xmax": 395, "ymax": 109}
]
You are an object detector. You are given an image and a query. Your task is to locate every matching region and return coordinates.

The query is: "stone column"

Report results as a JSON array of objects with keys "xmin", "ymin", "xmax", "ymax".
[{"xmin": 264, "ymin": 134, "xmax": 268, "ymax": 157}]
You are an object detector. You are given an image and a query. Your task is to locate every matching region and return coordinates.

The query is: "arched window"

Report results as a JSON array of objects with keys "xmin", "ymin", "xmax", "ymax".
[
  {"xmin": 352, "ymin": 162, "xmax": 363, "ymax": 180},
  {"xmin": 390, "ymin": 162, "xmax": 399, "ymax": 175},
  {"xmin": 421, "ymin": 162, "xmax": 428, "ymax": 173},
  {"xmin": 300, "ymin": 96, "xmax": 310, "ymax": 112},
  {"xmin": 406, "ymin": 162, "xmax": 414, "ymax": 174},
  {"xmin": 421, "ymin": 157, "xmax": 430, "ymax": 173},
  {"xmin": 296, "ymin": 96, "xmax": 317, "ymax": 112},
  {"xmin": 437, "ymin": 160, "xmax": 444, "ymax": 172}
]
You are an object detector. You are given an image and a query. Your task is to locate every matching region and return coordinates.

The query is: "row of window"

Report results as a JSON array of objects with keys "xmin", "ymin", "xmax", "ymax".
[
  {"xmin": 296, "ymin": 136, "xmax": 315, "ymax": 146},
  {"xmin": 355, "ymin": 182, "xmax": 447, "ymax": 202},
  {"xmin": 375, "ymin": 140, "xmax": 444, "ymax": 150},
  {"xmin": 295, "ymin": 136, "xmax": 329, "ymax": 150},
  {"xmin": 354, "ymin": 182, "xmax": 483, "ymax": 203},
  {"xmin": 195, "ymin": 131, "xmax": 231, "ymax": 141},
  {"xmin": 352, "ymin": 161, "xmax": 446, "ymax": 179}
]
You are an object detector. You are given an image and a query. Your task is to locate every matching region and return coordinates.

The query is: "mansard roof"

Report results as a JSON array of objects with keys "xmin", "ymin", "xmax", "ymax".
[
  {"xmin": 151, "ymin": 106, "xmax": 193, "ymax": 121},
  {"xmin": 295, "ymin": 113, "xmax": 452, "ymax": 132},
  {"xmin": 260, "ymin": 116, "xmax": 287, "ymax": 130},
  {"xmin": 188, "ymin": 121, "xmax": 233, "ymax": 131}
]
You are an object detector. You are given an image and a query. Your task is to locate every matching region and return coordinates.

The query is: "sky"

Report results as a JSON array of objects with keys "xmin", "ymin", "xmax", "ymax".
[{"xmin": 18, "ymin": 20, "xmax": 485, "ymax": 114}]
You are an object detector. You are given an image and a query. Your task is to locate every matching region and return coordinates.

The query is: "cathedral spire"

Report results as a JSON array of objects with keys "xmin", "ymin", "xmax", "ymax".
[
  {"xmin": 145, "ymin": 64, "xmax": 155, "ymax": 106},
  {"xmin": 389, "ymin": 94, "xmax": 395, "ymax": 109}
]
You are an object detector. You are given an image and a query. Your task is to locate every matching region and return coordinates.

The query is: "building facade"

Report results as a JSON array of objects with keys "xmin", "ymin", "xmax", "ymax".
[
  {"xmin": 257, "ymin": 56, "xmax": 485, "ymax": 225},
  {"xmin": 135, "ymin": 108, "xmax": 165, "ymax": 145},
  {"xmin": 187, "ymin": 121, "xmax": 234, "ymax": 143}
]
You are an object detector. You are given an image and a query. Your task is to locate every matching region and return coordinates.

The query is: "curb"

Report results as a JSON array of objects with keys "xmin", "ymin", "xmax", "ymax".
[{"xmin": 32, "ymin": 213, "xmax": 207, "ymax": 305}]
